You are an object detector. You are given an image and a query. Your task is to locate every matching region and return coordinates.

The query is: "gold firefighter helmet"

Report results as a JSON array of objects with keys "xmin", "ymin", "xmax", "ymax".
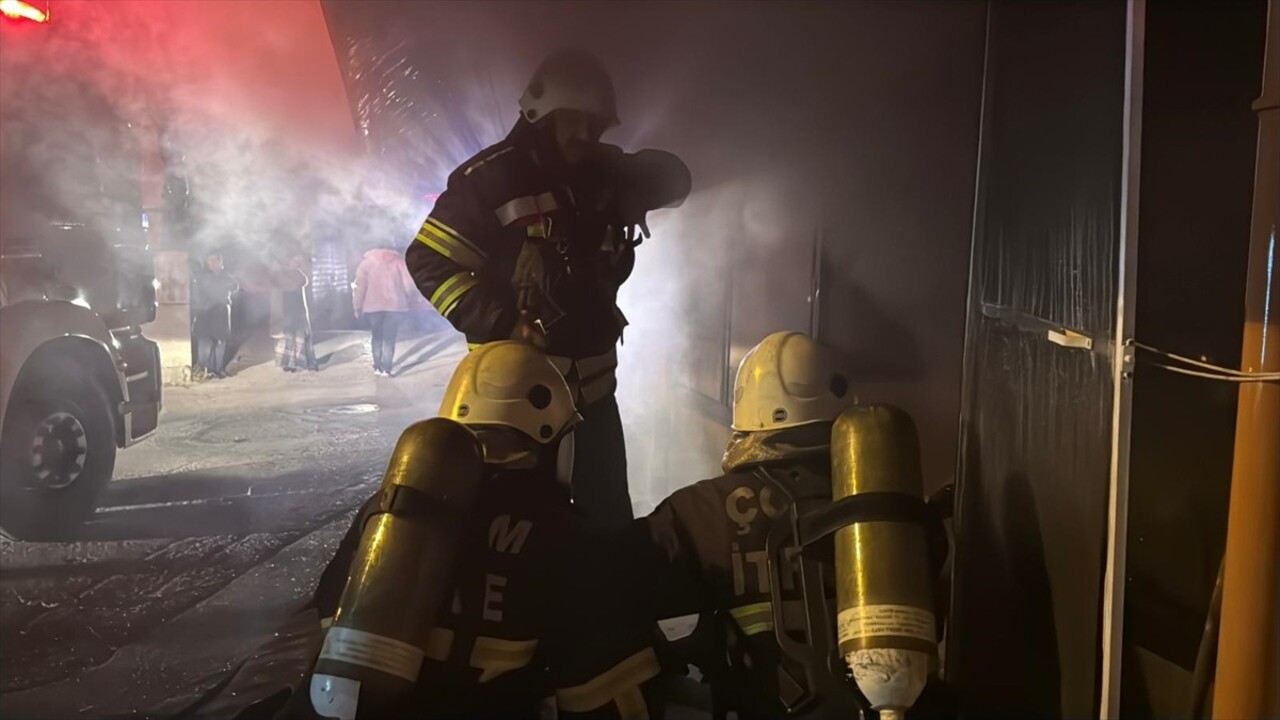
[{"xmin": 731, "ymin": 331, "xmax": 855, "ymax": 432}]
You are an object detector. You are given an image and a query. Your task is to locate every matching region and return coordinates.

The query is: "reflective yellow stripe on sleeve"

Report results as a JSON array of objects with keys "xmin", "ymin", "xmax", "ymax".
[
  {"xmin": 729, "ymin": 602, "xmax": 775, "ymax": 637},
  {"xmin": 415, "ymin": 216, "xmax": 486, "ymax": 271},
  {"xmin": 429, "ymin": 272, "xmax": 479, "ymax": 318},
  {"xmin": 729, "ymin": 600, "xmax": 808, "ymax": 637},
  {"xmin": 470, "ymin": 636, "xmax": 538, "ymax": 683},
  {"xmin": 556, "ymin": 647, "xmax": 660, "ymax": 719}
]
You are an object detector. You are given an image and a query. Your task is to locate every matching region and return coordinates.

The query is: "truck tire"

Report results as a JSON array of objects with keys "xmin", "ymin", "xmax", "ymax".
[{"xmin": 0, "ymin": 370, "xmax": 116, "ymax": 541}]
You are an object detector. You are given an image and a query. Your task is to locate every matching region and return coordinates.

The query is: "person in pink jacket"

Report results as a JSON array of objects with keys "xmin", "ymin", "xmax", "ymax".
[{"xmin": 353, "ymin": 244, "xmax": 419, "ymax": 376}]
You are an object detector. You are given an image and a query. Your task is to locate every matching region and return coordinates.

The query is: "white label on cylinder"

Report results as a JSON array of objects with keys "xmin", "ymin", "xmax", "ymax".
[
  {"xmin": 310, "ymin": 674, "xmax": 360, "ymax": 720},
  {"xmin": 837, "ymin": 604, "xmax": 936, "ymax": 644},
  {"xmin": 320, "ymin": 626, "xmax": 425, "ymax": 682}
]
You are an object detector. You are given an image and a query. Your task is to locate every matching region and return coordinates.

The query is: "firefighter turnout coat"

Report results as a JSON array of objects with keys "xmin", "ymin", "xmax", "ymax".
[
  {"xmin": 405, "ymin": 119, "xmax": 688, "ymax": 408},
  {"xmin": 637, "ymin": 458, "xmax": 833, "ymax": 719},
  {"xmin": 634, "ymin": 426, "xmax": 956, "ymax": 720}
]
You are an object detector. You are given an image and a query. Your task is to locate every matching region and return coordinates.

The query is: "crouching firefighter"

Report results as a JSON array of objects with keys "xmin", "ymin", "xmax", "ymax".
[
  {"xmin": 285, "ymin": 342, "xmax": 661, "ymax": 719},
  {"xmin": 405, "ymin": 48, "xmax": 692, "ymax": 531},
  {"xmin": 631, "ymin": 332, "xmax": 956, "ymax": 719}
]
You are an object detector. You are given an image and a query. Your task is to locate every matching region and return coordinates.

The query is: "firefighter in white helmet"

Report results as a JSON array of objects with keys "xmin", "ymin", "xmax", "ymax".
[
  {"xmin": 283, "ymin": 342, "xmax": 659, "ymax": 719},
  {"xmin": 632, "ymin": 332, "xmax": 854, "ymax": 718},
  {"xmin": 405, "ymin": 48, "xmax": 693, "ymax": 532},
  {"xmin": 628, "ymin": 331, "xmax": 956, "ymax": 719}
]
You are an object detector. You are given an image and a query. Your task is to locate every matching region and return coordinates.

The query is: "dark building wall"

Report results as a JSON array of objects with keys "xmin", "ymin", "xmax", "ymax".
[{"xmin": 950, "ymin": 3, "xmax": 1129, "ymax": 717}]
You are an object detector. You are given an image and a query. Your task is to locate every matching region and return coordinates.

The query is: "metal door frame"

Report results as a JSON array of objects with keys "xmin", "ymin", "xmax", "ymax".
[{"xmin": 1099, "ymin": 1, "xmax": 1146, "ymax": 716}]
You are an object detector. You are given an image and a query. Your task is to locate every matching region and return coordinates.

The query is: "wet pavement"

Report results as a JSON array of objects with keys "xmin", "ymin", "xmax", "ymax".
[{"xmin": 0, "ymin": 328, "xmax": 466, "ymax": 719}]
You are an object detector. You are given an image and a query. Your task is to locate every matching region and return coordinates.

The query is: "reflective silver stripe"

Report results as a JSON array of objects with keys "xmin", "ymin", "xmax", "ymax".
[
  {"xmin": 580, "ymin": 371, "xmax": 618, "ymax": 407},
  {"xmin": 319, "ymin": 626, "xmax": 423, "ymax": 682},
  {"xmin": 657, "ymin": 614, "xmax": 700, "ymax": 642},
  {"xmin": 578, "ymin": 348, "xmax": 619, "ymax": 406},
  {"xmin": 546, "ymin": 355, "xmax": 574, "ymax": 375},
  {"xmin": 576, "ymin": 347, "xmax": 619, "ymax": 380},
  {"xmin": 547, "ymin": 349, "xmax": 619, "ymax": 407},
  {"xmin": 495, "ymin": 192, "xmax": 559, "ymax": 227},
  {"xmin": 464, "ymin": 145, "xmax": 515, "ymax": 176},
  {"xmin": 546, "ymin": 349, "xmax": 617, "ymax": 379}
]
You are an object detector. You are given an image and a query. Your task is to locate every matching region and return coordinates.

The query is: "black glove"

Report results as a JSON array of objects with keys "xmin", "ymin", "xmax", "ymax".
[
  {"xmin": 616, "ymin": 149, "xmax": 692, "ymax": 242},
  {"xmin": 618, "ymin": 149, "xmax": 692, "ymax": 213},
  {"xmin": 576, "ymin": 144, "xmax": 691, "ymax": 231}
]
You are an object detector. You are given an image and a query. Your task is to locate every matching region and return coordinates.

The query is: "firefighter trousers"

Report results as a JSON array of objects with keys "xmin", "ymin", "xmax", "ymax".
[{"xmin": 571, "ymin": 394, "xmax": 633, "ymax": 532}]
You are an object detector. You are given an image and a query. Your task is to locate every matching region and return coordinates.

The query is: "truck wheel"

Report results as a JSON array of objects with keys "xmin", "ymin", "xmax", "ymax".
[{"xmin": 0, "ymin": 374, "xmax": 116, "ymax": 541}]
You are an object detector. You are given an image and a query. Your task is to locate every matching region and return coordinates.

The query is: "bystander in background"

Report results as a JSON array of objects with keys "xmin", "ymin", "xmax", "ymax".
[{"xmin": 353, "ymin": 243, "xmax": 417, "ymax": 377}]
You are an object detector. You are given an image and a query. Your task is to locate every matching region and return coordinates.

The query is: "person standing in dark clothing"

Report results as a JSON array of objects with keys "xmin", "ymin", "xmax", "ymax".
[
  {"xmin": 190, "ymin": 252, "xmax": 237, "ymax": 378},
  {"xmin": 275, "ymin": 257, "xmax": 319, "ymax": 373},
  {"xmin": 404, "ymin": 49, "xmax": 691, "ymax": 531}
]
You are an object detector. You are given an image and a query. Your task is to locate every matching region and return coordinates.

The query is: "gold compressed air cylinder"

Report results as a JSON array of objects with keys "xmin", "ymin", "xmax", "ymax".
[
  {"xmin": 832, "ymin": 405, "xmax": 936, "ymax": 720},
  {"xmin": 310, "ymin": 418, "xmax": 484, "ymax": 720}
]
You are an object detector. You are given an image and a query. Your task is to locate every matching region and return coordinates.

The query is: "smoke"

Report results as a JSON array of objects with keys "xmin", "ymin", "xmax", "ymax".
[
  {"xmin": 0, "ymin": 0, "xmax": 426, "ymax": 278},
  {"xmin": 313, "ymin": 0, "xmax": 975, "ymax": 506},
  {"xmin": 614, "ymin": 174, "xmax": 816, "ymax": 506},
  {"xmin": 1, "ymin": 0, "xmax": 984, "ymax": 506},
  {"xmin": 0, "ymin": 0, "xmax": 729, "ymax": 508}
]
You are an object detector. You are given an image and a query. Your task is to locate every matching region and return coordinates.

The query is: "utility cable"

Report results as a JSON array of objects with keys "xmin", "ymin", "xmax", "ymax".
[
  {"xmin": 1135, "ymin": 342, "xmax": 1280, "ymax": 383},
  {"xmin": 1134, "ymin": 342, "xmax": 1274, "ymax": 377},
  {"xmin": 1149, "ymin": 362, "xmax": 1280, "ymax": 383}
]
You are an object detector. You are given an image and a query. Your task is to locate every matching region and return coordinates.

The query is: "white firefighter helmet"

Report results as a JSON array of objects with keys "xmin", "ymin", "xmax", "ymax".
[
  {"xmin": 439, "ymin": 341, "xmax": 579, "ymax": 444},
  {"xmin": 518, "ymin": 49, "xmax": 619, "ymax": 127},
  {"xmin": 731, "ymin": 332, "xmax": 854, "ymax": 432}
]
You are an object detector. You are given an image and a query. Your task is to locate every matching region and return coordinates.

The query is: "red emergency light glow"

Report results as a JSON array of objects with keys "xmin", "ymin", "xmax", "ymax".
[{"xmin": 0, "ymin": 0, "xmax": 48, "ymax": 23}]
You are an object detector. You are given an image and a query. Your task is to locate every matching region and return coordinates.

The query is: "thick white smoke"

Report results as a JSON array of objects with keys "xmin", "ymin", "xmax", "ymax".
[
  {"xmin": 1, "ymin": 0, "xmax": 982, "ymax": 510},
  {"xmin": 0, "ymin": 1, "xmax": 429, "ymax": 273}
]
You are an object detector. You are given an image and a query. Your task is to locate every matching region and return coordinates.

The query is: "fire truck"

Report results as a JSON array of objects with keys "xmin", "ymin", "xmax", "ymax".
[{"xmin": 0, "ymin": 0, "xmax": 163, "ymax": 540}]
